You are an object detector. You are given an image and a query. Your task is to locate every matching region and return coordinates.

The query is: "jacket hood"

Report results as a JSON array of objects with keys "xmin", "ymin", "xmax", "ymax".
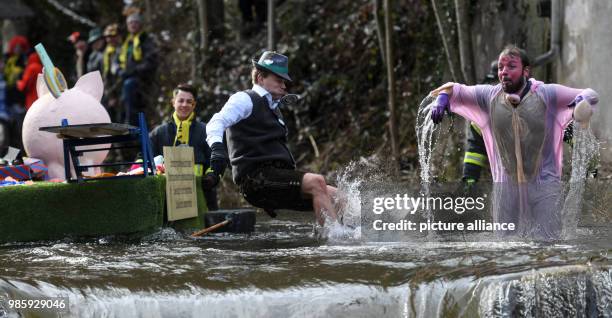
[{"xmin": 8, "ymin": 35, "xmax": 31, "ymax": 55}]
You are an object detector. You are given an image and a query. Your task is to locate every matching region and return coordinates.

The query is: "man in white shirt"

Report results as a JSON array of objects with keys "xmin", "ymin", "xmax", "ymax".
[{"xmin": 206, "ymin": 51, "xmax": 338, "ymax": 225}]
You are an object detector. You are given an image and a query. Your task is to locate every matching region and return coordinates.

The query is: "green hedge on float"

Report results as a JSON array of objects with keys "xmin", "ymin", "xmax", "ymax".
[{"xmin": 0, "ymin": 176, "xmax": 207, "ymax": 243}]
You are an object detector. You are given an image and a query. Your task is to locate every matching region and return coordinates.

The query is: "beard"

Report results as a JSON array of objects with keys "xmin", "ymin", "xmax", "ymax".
[{"xmin": 501, "ymin": 75, "xmax": 525, "ymax": 94}]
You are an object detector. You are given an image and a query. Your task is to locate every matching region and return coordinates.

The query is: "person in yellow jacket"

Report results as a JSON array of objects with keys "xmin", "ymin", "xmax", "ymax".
[
  {"xmin": 149, "ymin": 84, "xmax": 218, "ymax": 210},
  {"xmin": 119, "ymin": 12, "xmax": 158, "ymax": 126},
  {"xmin": 102, "ymin": 23, "xmax": 123, "ymax": 122}
]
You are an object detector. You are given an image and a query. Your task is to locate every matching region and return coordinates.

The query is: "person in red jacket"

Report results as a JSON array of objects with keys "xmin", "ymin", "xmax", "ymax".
[{"xmin": 16, "ymin": 52, "xmax": 42, "ymax": 110}]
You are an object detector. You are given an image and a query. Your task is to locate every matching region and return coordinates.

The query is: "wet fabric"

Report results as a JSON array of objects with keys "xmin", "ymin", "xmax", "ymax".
[
  {"xmin": 449, "ymin": 78, "xmax": 598, "ymax": 183},
  {"xmin": 490, "ymin": 90, "xmax": 547, "ymax": 182},
  {"xmin": 492, "ymin": 181, "xmax": 562, "ymax": 241},
  {"xmin": 449, "ymin": 79, "xmax": 598, "ymax": 240}
]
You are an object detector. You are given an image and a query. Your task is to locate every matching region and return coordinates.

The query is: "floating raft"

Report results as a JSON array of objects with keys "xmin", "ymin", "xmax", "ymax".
[{"xmin": 0, "ymin": 175, "xmax": 257, "ymax": 243}]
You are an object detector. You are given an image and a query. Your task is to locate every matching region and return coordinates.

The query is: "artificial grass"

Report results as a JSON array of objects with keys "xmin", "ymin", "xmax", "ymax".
[
  {"xmin": 0, "ymin": 174, "xmax": 210, "ymax": 243},
  {"xmin": 0, "ymin": 176, "xmax": 168, "ymax": 243}
]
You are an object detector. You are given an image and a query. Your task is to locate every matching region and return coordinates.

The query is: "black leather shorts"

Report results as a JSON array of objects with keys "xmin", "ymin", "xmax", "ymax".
[{"xmin": 239, "ymin": 162, "xmax": 313, "ymax": 212}]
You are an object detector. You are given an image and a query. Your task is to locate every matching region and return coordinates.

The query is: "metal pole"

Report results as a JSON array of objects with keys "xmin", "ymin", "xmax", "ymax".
[{"xmin": 267, "ymin": 0, "xmax": 275, "ymax": 51}]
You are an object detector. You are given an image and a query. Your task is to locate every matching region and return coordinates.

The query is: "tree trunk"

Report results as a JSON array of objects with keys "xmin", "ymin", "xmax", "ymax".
[
  {"xmin": 195, "ymin": 0, "xmax": 209, "ymax": 81},
  {"xmin": 454, "ymin": 0, "xmax": 475, "ymax": 84},
  {"xmin": 373, "ymin": 0, "xmax": 385, "ymax": 64},
  {"xmin": 144, "ymin": 0, "xmax": 152, "ymax": 26},
  {"xmin": 431, "ymin": 0, "xmax": 459, "ymax": 82},
  {"xmin": 267, "ymin": 0, "xmax": 275, "ymax": 51},
  {"xmin": 383, "ymin": 0, "xmax": 399, "ymax": 170},
  {"xmin": 197, "ymin": 0, "xmax": 209, "ymax": 52},
  {"xmin": 207, "ymin": 0, "xmax": 225, "ymax": 40}
]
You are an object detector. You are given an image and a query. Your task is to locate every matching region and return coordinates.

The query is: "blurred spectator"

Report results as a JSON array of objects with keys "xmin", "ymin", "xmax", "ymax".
[
  {"xmin": 239, "ymin": 0, "xmax": 266, "ymax": 37},
  {"xmin": 67, "ymin": 31, "xmax": 88, "ymax": 82},
  {"xmin": 119, "ymin": 12, "xmax": 158, "ymax": 126},
  {"xmin": 0, "ymin": 58, "xmax": 8, "ymax": 119},
  {"xmin": 102, "ymin": 23, "xmax": 123, "ymax": 122},
  {"xmin": 0, "ymin": 58, "xmax": 10, "ymax": 152},
  {"xmin": 3, "ymin": 35, "xmax": 29, "ymax": 111},
  {"xmin": 86, "ymin": 27, "xmax": 105, "ymax": 74},
  {"xmin": 16, "ymin": 52, "xmax": 42, "ymax": 110}
]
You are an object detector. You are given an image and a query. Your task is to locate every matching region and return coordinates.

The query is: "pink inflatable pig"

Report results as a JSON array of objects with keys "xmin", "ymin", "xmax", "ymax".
[{"xmin": 22, "ymin": 71, "xmax": 111, "ymax": 180}]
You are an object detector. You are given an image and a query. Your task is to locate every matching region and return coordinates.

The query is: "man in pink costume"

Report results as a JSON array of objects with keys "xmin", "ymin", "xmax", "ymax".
[{"xmin": 430, "ymin": 45, "xmax": 599, "ymax": 240}]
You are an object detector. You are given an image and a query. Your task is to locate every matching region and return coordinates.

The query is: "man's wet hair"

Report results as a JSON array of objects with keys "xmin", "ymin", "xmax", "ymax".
[
  {"xmin": 173, "ymin": 83, "xmax": 197, "ymax": 100},
  {"xmin": 499, "ymin": 44, "xmax": 530, "ymax": 68}
]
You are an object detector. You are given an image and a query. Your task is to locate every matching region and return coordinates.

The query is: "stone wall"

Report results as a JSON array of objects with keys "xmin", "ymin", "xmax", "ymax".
[
  {"xmin": 558, "ymin": 0, "xmax": 612, "ymax": 164},
  {"xmin": 469, "ymin": 0, "xmax": 548, "ymax": 82}
]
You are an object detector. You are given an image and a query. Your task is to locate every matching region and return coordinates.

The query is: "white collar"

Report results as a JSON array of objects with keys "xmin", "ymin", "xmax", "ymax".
[{"xmin": 252, "ymin": 84, "xmax": 270, "ymax": 98}]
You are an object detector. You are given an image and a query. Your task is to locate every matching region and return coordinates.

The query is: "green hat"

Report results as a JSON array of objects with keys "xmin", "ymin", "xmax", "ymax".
[
  {"xmin": 88, "ymin": 27, "xmax": 103, "ymax": 44},
  {"xmin": 252, "ymin": 51, "xmax": 291, "ymax": 82}
]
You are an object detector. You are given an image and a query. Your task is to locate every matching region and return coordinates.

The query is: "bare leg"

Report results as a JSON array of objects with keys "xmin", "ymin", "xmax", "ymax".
[{"xmin": 301, "ymin": 173, "xmax": 338, "ymax": 225}]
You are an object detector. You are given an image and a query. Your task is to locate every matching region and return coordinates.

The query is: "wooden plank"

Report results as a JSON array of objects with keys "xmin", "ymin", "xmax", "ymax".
[
  {"xmin": 163, "ymin": 146, "xmax": 198, "ymax": 221},
  {"xmin": 39, "ymin": 123, "xmax": 137, "ymax": 138}
]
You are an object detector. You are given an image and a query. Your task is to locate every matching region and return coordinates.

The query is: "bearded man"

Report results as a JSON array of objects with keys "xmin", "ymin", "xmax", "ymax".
[{"xmin": 430, "ymin": 45, "xmax": 599, "ymax": 240}]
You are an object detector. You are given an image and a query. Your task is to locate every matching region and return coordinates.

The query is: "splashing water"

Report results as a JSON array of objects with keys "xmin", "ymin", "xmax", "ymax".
[
  {"xmin": 317, "ymin": 160, "xmax": 367, "ymax": 242},
  {"xmin": 415, "ymin": 95, "xmax": 438, "ymax": 187},
  {"xmin": 561, "ymin": 123, "xmax": 600, "ymax": 239},
  {"xmin": 415, "ymin": 94, "xmax": 447, "ymax": 223},
  {"xmin": 319, "ymin": 157, "xmax": 399, "ymax": 242}
]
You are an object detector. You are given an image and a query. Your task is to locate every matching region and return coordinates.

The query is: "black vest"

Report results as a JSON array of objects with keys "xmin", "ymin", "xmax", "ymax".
[{"xmin": 227, "ymin": 90, "xmax": 295, "ymax": 183}]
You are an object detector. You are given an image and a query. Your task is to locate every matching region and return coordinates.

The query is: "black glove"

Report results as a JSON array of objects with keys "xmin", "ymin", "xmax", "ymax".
[
  {"xmin": 210, "ymin": 142, "xmax": 228, "ymax": 177},
  {"xmin": 202, "ymin": 173, "xmax": 219, "ymax": 190}
]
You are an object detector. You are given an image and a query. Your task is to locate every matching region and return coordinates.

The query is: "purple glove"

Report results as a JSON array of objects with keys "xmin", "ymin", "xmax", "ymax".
[
  {"xmin": 567, "ymin": 95, "xmax": 584, "ymax": 108},
  {"xmin": 431, "ymin": 93, "xmax": 450, "ymax": 124}
]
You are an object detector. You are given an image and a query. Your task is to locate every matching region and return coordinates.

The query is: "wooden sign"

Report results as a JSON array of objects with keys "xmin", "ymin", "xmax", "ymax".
[{"xmin": 163, "ymin": 146, "xmax": 198, "ymax": 221}]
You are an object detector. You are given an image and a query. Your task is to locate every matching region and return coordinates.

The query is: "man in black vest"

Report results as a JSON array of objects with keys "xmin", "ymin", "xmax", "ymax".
[{"xmin": 206, "ymin": 51, "xmax": 339, "ymax": 225}]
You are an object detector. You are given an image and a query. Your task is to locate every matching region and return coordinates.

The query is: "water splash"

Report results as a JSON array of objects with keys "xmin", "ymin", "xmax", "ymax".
[
  {"xmin": 415, "ymin": 94, "xmax": 438, "ymax": 188},
  {"xmin": 319, "ymin": 157, "xmax": 394, "ymax": 243},
  {"xmin": 562, "ymin": 124, "xmax": 600, "ymax": 239},
  {"xmin": 415, "ymin": 94, "xmax": 447, "ymax": 224}
]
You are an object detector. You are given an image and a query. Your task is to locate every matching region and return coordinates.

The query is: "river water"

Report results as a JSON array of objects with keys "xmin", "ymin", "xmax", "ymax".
[
  {"xmin": 1, "ymin": 98, "xmax": 610, "ymax": 317},
  {"xmin": 0, "ymin": 208, "xmax": 610, "ymax": 317}
]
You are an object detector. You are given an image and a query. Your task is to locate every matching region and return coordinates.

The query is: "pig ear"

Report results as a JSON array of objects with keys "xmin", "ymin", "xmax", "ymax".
[
  {"xmin": 74, "ymin": 71, "xmax": 104, "ymax": 101},
  {"xmin": 36, "ymin": 74, "xmax": 51, "ymax": 97}
]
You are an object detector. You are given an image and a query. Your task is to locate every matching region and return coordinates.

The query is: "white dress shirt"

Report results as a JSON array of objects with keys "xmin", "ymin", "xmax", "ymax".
[{"xmin": 206, "ymin": 84, "xmax": 279, "ymax": 146}]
